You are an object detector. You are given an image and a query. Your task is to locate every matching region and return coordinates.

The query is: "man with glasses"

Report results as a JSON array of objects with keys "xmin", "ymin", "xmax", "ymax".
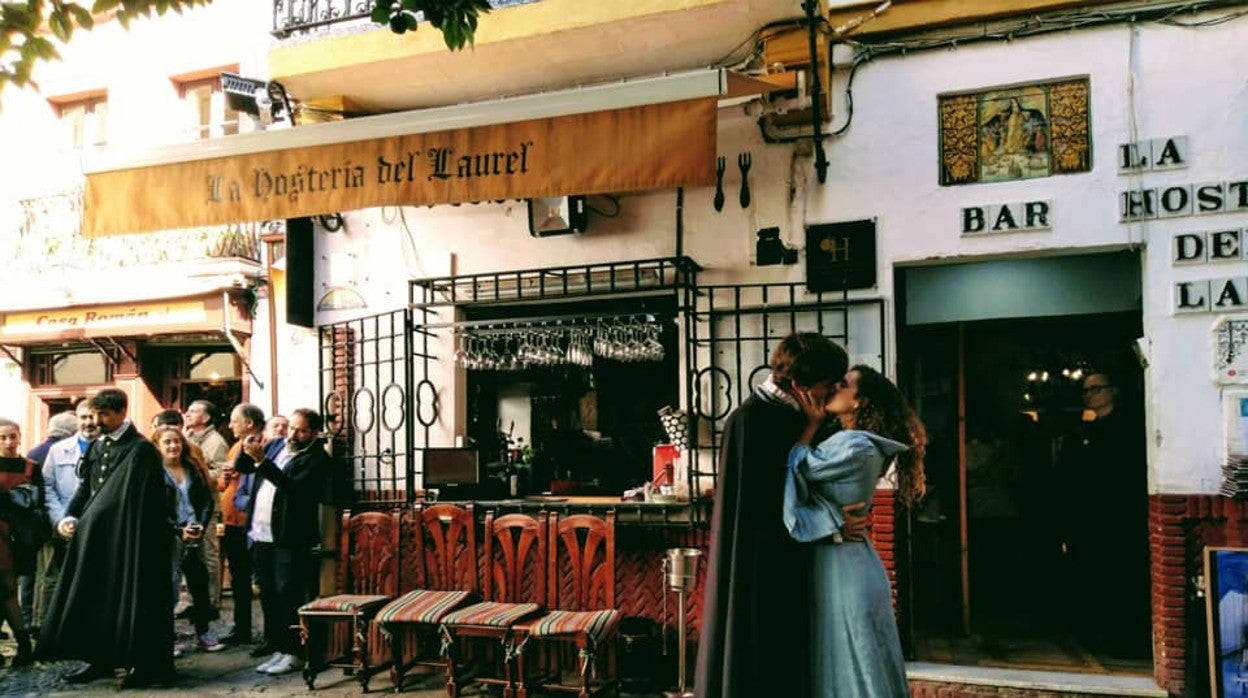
[
  {"xmin": 1057, "ymin": 370, "xmax": 1149, "ymax": 658},
  {"xmin": 235, "ymin": 408, "xmax": 330, "ymax": 676}
]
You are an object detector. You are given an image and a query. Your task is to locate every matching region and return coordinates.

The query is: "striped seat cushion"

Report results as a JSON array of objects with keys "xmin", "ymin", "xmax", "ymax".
[
  {"xmin": 299, "ymin": 594, "xmax": 391, "ymax": 614},
  {"xmin": 441, "ymin": 601, "xmax": 542, "ymax": 628},
  {"xmin": 524, "ymin": 609, "xmax": 621, "ymax": 645},
  {"xmin": 376, "ymin": 590, "xmax": 472, "ymax": 626}
]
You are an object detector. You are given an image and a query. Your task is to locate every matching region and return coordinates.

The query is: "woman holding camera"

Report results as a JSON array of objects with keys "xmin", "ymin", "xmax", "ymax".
[
  {"xmin": 0, "ymin": 418, "xmax": 39, "ymax": 667},
  {"xmin": 151, "ymin": 426, "xmax": 224, "ymax": 654}
]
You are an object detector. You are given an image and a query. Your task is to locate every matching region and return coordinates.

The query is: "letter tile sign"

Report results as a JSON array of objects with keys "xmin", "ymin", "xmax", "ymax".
[{"xmin": 939, "ymin": 77, "xmax": 1091, "ymax": 186}]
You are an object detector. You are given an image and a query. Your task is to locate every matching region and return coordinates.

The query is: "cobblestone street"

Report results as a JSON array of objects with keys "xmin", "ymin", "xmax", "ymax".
[
  {"xmin": 0, "ymin": 593, "xmax": 666, "ymax": 697},
  {"xmin": 0, "ymin": 596, "xmax": 455, "ymax": 698}
]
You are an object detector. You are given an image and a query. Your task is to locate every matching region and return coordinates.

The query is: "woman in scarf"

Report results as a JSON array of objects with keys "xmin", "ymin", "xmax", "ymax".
[{"xmin": 787, "ymin": 365, "xmax": 927, "ymax": 698}]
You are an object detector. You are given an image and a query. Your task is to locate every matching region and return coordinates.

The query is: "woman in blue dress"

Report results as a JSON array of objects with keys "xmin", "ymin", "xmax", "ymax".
[{"xmin": 785, "ymin": 365, "xmax": 927, "ymax": 698}]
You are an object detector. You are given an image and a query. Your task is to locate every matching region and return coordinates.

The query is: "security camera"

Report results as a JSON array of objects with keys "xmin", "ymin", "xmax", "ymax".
[
  {"xmin": 253, "ymin": 87, "xmax": 274, "ymax": 125},
  {"xmin": 253, "ymin": 86, "xmax": 273, "ymax": 111}
]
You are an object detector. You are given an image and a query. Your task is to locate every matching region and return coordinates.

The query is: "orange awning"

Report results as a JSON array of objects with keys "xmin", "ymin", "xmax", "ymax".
[{"xmin": 84, "ymin": 94, "xmax": 720, "ymax": 236}]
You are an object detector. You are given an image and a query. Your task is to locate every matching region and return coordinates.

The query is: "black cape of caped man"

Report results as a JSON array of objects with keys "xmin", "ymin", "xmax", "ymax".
[
  {"xmin": 694, "ymin": 393, "xmax": 813, "ymax": 697},
  {"xmin": 38, "ymin": 424, "xmax": 175, "ymax": 671}
]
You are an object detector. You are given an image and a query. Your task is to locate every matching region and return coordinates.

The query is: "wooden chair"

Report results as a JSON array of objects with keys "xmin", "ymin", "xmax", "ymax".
[
  {"xmin": 376, "ymin": 504, "xmax": 479, "ymax": 692},
  {"xmin": 440, "ymin": 512, "xmax": 547, "ymax": 698},
  {"xmin": 514, "ymin": 512, "xmax": 620, "ymax": 698},
  {"xmin": 297, "ymin": 509, "xmax": 400, "ymax": 692}
]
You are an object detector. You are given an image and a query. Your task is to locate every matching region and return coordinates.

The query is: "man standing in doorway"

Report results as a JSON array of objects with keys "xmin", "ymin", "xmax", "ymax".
[
  {"xmin": 236, "ymin": 408, "xmax": 330, "ymax": 676},
  {"xmin": 39, "ymin": 388, "xmax": 177, "ymax": 688},
  {"xmin": 694, "ymin": 333, "xmax": 869, "ymax": 697},
  {"xmin": 219, "ymin": 403, "xmax": 262, "ymax": 646},
  {"xmin": 184, "ymin": 400, "xmax": 228, "ymax": 613},
  {"xmin": 1057, "ymin": 370, "xmax": 1149, "ymax": 658}
]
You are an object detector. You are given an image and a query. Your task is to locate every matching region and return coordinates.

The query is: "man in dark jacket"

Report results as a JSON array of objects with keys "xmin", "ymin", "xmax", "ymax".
[
  {"xmin": 235, "ymin": 407, "xmax": 330, "ymax": 676},
  {"xmin": 694, "ymin": 333, "xmax": 869, "ymax": 698},
  {"xmin": 39, "ymin": 388, "xmax": 177, "ymax": 688}
]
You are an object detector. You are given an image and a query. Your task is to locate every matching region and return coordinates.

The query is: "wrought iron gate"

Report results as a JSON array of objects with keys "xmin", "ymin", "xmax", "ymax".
[
  {"xmin": 320, "ymin": 258, "xmax": 886, "ymax": 518},
  {"xmin": 684, "ymin": 282, "xmax": 886, "ymax": 497}
]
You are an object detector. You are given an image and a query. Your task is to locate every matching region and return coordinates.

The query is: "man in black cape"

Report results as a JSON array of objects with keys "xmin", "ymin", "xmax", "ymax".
[
  {"xmin": 39, "ymin": 388, "xmax": 177, "ymax": 688},
  {"xmin": 694, "ymin": 332, "xmax": 866, "ymax": 697}
]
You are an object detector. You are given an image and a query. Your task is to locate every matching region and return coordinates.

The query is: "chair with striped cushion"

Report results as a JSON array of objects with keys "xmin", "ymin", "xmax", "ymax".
[
  {"xmin": 376, "ymin": 503, "xmax": 478, "ymax": 691},
  {"xmin": 514, "ymin": 512, "xmax": 620, "ymax": 698},
  {"xmin": 297, "ymin": 509, "xmax": 400, "ymax": 692},
  {"xmin": 441, "ymin": 512, "xmax": 547, "ymax": 698}
]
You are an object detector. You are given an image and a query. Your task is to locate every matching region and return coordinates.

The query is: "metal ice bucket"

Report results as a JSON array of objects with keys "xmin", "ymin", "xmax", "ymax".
[{"xmin": 663, "ymin": 547, "xmax": 702, "ymax": 593}]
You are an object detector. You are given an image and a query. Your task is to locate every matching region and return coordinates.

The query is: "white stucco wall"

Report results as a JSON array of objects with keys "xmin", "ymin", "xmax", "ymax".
[
  {"xmin": 821, "ymin": 18, "xmax": 1246, "ymax": 495},
  {"xmin": 311, "ymin": 12, "xmax": 1248, "ymax": 495}
]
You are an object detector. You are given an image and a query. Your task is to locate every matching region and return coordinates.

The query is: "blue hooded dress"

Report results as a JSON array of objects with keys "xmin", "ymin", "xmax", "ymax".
[{"xmin": 784, "ymin": 429, "xmax": 911, "ymax": 698}]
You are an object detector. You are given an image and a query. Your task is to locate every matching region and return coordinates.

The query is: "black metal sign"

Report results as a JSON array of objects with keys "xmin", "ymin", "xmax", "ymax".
[{"xmin": 806, "ymin": 219, "xmax": 877, "ymax": 292}]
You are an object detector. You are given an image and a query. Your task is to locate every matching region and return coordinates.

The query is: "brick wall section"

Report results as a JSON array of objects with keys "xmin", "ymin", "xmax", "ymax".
[
  {"xmin": 872, "ymin": 488, "xmax": 899, "ymax": 606},
  {"xmin": 330, "ymin": 326, "xmax": 355, "ymax": 498},
  {"xmin": 1150, "ymin": 494, "xmax": 1248, "ymax": 697},
  {"xmin": 1149, "ymin": 495, "xmax": 1187, "ymax": 695}
]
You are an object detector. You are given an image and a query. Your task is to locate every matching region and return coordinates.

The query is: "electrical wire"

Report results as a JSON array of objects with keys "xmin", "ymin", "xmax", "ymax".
[
  {"xmin": 830, "ymin": 54, "xmax": 866, "ymax": 136},
  {"xmin": 847, "ymin": 0, "xmax": 1248, "ymax": 62},
  {"xmin": 1124, "ymin": 21, "xmax": 1145, "ymax": 250}
]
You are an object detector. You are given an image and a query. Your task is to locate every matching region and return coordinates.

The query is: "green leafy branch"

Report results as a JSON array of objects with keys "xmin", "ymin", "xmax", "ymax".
[
  {"xmin": 370, "ymin": 0, "xmax": 491, "ymax": 50},
  {"xmin": 2, "ymin": 0, "xmax": 489, "ymax": 95}
]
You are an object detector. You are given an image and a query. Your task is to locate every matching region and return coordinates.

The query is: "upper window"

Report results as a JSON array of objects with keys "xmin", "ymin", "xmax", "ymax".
[
  {"xmin": 29, "ymin": 351, "xmax": 111, "ymax": 386},
  {"xmin": 50, "ymin": 93, "xmax": 108, "ymax": 150},
  {"xmin": 175, "ymin": 75, "xmax": 240, "ymax": 140}
]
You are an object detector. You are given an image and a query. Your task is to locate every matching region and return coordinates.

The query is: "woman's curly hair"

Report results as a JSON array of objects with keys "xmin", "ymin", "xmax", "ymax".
[{"xmin": 848, "ymin": 365, "xmax": 927, "ymax": 508}]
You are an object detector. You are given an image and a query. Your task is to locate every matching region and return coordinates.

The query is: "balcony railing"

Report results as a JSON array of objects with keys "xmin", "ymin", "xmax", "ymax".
[
  {"xmin": 11, "ymin": 190, "xmax": 263, "ymax": 276},
  {"xmin": 272, "ymin": 0, "xmax": 542, "ymax": 39}
]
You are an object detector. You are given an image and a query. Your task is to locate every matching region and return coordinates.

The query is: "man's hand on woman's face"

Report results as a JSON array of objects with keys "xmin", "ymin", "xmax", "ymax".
[{"xmin": 794, "ymin": 387, "xmax": 827, "ymax": 423}]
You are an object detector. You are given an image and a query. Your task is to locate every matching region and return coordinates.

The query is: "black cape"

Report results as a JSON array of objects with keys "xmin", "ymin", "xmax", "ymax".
[
  {"xmin": 38, "ymin": 426, "xmax": 175, "ymax": 671},
  {"xmin": 694, "ymin": 394, "xmax": 813, "ymax": 697}
]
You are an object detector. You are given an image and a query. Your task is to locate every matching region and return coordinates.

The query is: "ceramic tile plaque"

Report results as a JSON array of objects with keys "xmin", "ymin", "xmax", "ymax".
[{"xmin": 939, "ymin": 77, "xmax": 1091, "ymax": 186}]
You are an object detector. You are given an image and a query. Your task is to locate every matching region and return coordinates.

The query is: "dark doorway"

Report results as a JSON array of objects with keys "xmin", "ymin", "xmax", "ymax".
[{"xmin": 903, "ymin": 311, "xmax": 1151, "ymax": 675}]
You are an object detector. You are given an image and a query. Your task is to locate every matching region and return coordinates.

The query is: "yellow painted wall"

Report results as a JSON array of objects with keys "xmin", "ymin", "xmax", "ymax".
[
  {"xmin": 827, "ymin": 0, "xmax": 1118, "ymax": 37},
  {"xmin": 271, "ymin": 0, "xmax": 727, "ymax": 81}
]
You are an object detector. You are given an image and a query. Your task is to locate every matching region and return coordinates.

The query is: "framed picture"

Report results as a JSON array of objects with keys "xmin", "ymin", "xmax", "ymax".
[{"xmin": 1206, "ymin": 546, "xmax": 1248, "ymax": 696}]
